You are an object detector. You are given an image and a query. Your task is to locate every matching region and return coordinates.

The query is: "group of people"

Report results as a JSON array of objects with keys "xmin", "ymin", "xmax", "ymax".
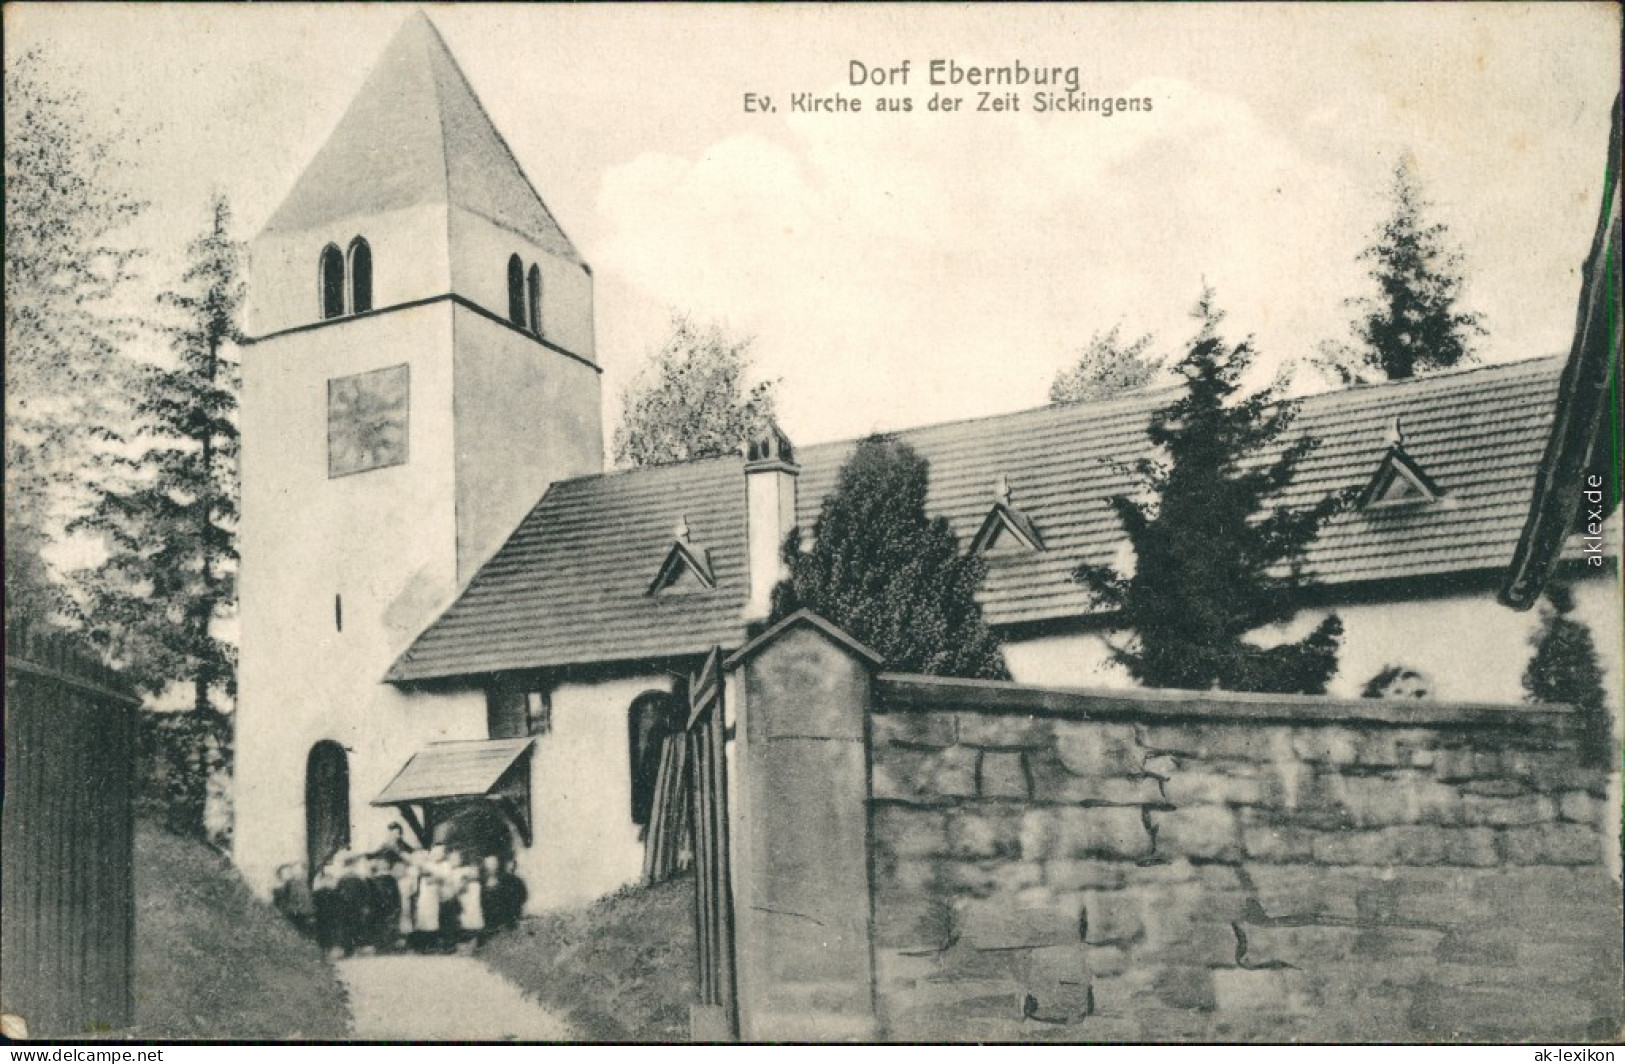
[{"xmin": 274, "ymin": 820, "xmax": 526, "ymax": 957}]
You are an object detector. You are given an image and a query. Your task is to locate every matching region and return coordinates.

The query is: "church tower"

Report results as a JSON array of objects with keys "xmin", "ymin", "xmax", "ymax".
[{"xmin": 233, "ymin": 14, "xmax": 602, "ymax": 895}]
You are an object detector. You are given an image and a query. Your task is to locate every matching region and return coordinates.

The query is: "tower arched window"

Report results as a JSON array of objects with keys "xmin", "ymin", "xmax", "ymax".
[
  {"xmin": 319, "ymin": 244, "xmax": 345, "ymax": 320},
  {"xmin": 347, "ymin": 237, "xmax": 373, "ymax": 315},
  {"xmin": 507, "ymin": 254, "xmax": 526, "ymax": 328},
  {"xmin": 526, "ymin": 264, "xmax": 542, "ymax": 337}
]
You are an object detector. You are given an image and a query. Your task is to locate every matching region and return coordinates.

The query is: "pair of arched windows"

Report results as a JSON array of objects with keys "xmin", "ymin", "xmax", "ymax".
[
  {"xmin": 506, "ymin": 254, "xmax": 543, "ymax": 336},
  {"xmin": 319, "ymin": 238, "xmax": 373, "ymax": 320}
]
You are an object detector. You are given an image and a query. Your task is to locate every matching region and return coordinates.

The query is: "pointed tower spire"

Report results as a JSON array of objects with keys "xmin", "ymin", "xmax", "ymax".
[{"xmin": 262, "ymin": 13, "xmax": 579, "ymax": 263}]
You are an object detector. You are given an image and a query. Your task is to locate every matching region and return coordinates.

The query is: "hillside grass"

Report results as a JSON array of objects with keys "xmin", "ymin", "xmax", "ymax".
[
  {"xmin": 479, "ymin": 873, "xmax": 696, "ymax": 1042},
  {"xmin": 114, "ymin": 820, "xmax": 351, "ymax": 1040}
]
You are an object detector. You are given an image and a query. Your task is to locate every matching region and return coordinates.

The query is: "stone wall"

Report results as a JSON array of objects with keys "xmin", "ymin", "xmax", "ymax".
[{"xmin": 867, "ymin": 677, "xmax": 1622, "ymax": 1043}]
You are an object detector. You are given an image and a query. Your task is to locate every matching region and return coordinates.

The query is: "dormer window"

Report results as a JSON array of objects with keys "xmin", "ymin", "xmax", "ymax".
[
  {"xmin": 348, "ymin": 238, "xmax": 373, "ymax": 314},
  {"xmin": 649, "ymin": 516, "xmax": 717, "ymax": 594},
  {"xmin": 1359, "ymin": 416, "xmax": 1442, "ymax": 510},
  {"xmin": 971, "ymin": 475, "xmax": 1045, "ymax": 553},
  {"xmin": 319, "ymin": 244, "xmax": 345, "ymax": 320}
]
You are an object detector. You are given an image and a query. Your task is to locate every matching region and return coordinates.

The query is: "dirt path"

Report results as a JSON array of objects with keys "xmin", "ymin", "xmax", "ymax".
[{"xmin": 336, "ymin": 953, "xmax": 576, "ymax": 1041}]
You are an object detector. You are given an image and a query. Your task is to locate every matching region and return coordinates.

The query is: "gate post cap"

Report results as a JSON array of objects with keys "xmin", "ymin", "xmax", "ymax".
[{"xmin": 723, "ymin": 609, "xmax": 885, "ymax": 672}]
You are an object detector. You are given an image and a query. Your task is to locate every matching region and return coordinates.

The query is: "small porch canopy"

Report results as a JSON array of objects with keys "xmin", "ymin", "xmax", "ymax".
[{"xmin": 372, "ymin": 737, "xmax": 535, "ymax": 847}]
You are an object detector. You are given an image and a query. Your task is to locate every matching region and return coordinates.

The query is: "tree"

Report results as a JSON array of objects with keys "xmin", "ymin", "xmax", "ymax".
[
  {"xmin": 1523, "ymin": 584, "xmax": 1611, "ymax": 769},
  {"xmin": 1075, "ymin": 289, "xmax": 1346, "ymax": 693},
  {"xmin": 1317, "ymin": 158, "xmax": 1485, "ymax": 384},
  {"xmin": 1050, "ymin": 325, "xmax": 1163, "ymax": 405},
  {"xmin": 72, "ymin": 195, "xmax": 243, "ymax": 838},
  {"xmin": 612, "ymin": 314, "xmax": 778, "ymax": 468},
  {"xmin": 5, "ymin": 49, "xmax": 145, "ymax": 614},
  {"xmin": 771, "ymin": 435, "xmax": 1008, "ymax": 679}
]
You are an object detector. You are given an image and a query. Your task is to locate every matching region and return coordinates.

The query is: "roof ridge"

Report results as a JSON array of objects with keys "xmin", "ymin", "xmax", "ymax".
[
  {"xmin": 1296, "ymin": 352, "xmax": 1563, "ymax": 399},
  {"xmin": 796, "ymin": 387, "xmax": 1172, "ymax": 456},
  {"xmin": 549, "ymin": 450, "xmax": 745, "ymax": 489},
  {"xmin": 557, "ymin": 355, "xmax": 1564, "ymax": 492},
  {"xmin": 420, "ymin": 13, "xmax": 456, "ymax": 246},
  {"xmin": 794, "ymin": 353, "xmax": 1564, "ymax": 458}
]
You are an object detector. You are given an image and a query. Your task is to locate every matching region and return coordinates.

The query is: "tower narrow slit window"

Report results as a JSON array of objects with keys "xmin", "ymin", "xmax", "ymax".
[
  {"xmin": 507, "ymin": 254, "xmax": 526, "ymax": 328},
  {"xmin": 319, "ymin": 244, "xmax": 345, "ymax": 320},
  {"xmin": 348, "ymin": 237, "xmax": 373, "ymax": 314}
]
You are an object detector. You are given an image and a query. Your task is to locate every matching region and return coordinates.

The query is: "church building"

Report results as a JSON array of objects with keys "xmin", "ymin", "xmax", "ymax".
[{"xmin": 233, "ymin": 15, "xmax": 1621, "ymax": 911}]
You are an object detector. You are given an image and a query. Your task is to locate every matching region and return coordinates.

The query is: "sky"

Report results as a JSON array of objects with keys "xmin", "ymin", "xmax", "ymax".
[{"xmin": 6, "ymin": 3, "xmax": 1621, "ymax": 449}]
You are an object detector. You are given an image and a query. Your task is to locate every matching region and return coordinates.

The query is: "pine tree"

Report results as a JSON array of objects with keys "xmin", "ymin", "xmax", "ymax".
[
  {"xmin": 1523, "ymin": 584, "xmax": 1612, "ymax": 770},
  {"xmin": 613, "ymin": 314, "xmax": 778, "ymax": 468},
  {"xmin": 1318, "ymin": 158, "xmax": 1485, "ymax": 384},
  {"xmin": 1050, "ymin": 325, "xmax": 1163, "ymax": 405},
  {"xmin": 1076, "ymin": 289, "xmax": 1346, "ymax": 693},
  {"xmin": 5, "ymin": 49, "xmax": 146, "ymax": 618},
  {"xmin": 72, "ymin": 194, "xmax": 243, "ymax": 838},
  {"xmin": 771, "ymin": 435, "xmax": 1008, "ymax": 679}
]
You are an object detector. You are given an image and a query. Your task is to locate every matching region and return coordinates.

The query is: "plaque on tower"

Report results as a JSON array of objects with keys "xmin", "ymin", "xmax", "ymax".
[{"xmin": 327, "ymin": 364, "xmax": 410, "ymax": 478}]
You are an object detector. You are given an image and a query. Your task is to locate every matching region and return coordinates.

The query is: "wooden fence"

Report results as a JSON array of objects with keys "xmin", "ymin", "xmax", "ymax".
[
  {"xmin": 1, "ymin": 617, "xmax": 139, "ymax": 1038},
  {"xmin": 640, "ymin": 648, "xmax": 738, "ymax": 1040}
]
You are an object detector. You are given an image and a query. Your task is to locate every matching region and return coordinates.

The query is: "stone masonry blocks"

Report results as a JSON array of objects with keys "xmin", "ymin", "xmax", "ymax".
[
  {"xmin": 872, "ymin": 745, "xmax": 978, "ymax": 803},
  {"xmin": 1053, "ymin": 721, "xmax": 1146, "ymax": 776},
  {"xmin": 1027, "ymin": 748, "xmax": 1166, "ymax": 806},
  {"xmin": 864, "ymin": 681, "xmax": 1615, "ymax": 1042},
  {"xmin": 1496, "ymin": 824, "xmax": 1602, "ymax": 865},
  {"xmin": 1311, "ymin": 826, "xmax": 1501, "ymax": 867},
  {"xmin": 977, "ymin": 751, "xmax": 1030, "ymax": 800},
  {"xmin": 947, "ymin": 808, "xmax": 1023, "ymax": 859},
  {"xmin": 1021, "ymin": 806, "xmax": 1155, "ymax": 862},
  {"xmin": 1151, "ymin": 805, "xmax": 1242, "ymax": 862},
  {"xmin": 873, "ymin": 806, "xmax": 949, "ymax": 858},
  {"xmin": 956, "ymin": 899, "xmax": 1080, "ymax": 950},
  {"xmin": 956, "ymin": 712, "xmax": 1052, "ymax": 749},
  {"xmin": 872, "ymin": 710, "xmax": 959, "ymax": 749}
]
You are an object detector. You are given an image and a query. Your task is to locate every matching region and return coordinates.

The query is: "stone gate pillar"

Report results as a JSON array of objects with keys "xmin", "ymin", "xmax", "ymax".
[{"xmin": 723, "ymin": 610, "xmax": 884, "ymax": 1041}]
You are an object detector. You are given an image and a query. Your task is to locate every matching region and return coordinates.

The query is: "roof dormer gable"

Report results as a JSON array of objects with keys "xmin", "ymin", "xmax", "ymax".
[
  {"xmin": 971, "ymin": 475, "xmax": 1046, "ymax": 553},
  {"xmin": 1359, "ymin": 416, "xmax": 1443, "ymax": 510},
  {"xmin": 648, "ymin": 516, "xmax": 717, "ymax": 594}
]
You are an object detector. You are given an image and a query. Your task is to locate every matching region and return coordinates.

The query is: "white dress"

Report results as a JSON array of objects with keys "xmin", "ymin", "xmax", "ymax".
[
  {"xmin": 413, "ymin": 866, "xmax": 441, "ymax": 932},
  {"xmin": 457, "ymin": 870, "xmax": 484, "ymax": 932}
]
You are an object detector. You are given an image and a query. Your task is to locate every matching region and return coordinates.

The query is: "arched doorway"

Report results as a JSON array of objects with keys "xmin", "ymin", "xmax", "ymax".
[
  {"xmin": 305, "ymin": 741, "xmax": 350, "ymax": 880},
  {"xmin": 628, "ymin": 691, "xmax": 679, "ymax": 828}
]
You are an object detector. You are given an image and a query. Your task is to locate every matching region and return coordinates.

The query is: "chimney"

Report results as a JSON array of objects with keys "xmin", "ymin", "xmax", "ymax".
[{"xmin": 743, "ymin": 421, "xmax": 799, "ymax": 622}]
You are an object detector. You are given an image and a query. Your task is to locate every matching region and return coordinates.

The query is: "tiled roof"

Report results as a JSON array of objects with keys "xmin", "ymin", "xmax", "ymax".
[
  {"xmin": 262, "ymin": 14, "xmax": 581, "ymax": 264},
  {"xmin": 391, "ymin": 456, "xmax": 751, "ymax": 680},
  {"xmin": 389, "ymin": 356, "xmax": 1564, "ymax": 682}
]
